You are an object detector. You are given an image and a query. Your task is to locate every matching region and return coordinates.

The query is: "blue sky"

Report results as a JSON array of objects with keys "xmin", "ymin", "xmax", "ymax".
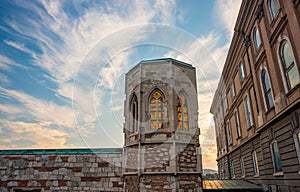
[{"xmin": 0, "ymin": 0, "xmax": 241, "ymax": 169}]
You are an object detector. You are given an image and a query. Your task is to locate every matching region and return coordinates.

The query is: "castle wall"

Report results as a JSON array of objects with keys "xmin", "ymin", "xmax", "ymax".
[{"xmin": 0, "ymin": 149, "xmax": 123, "ymax": 192}]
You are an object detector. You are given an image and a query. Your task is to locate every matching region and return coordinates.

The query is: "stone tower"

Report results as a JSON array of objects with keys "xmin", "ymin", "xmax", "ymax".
[{"xmin": 123, "ymin": 58, "xmax": 202, "ymax": 191}]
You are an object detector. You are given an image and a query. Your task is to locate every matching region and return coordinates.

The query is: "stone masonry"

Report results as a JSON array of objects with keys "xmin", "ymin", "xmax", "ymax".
[{"xmin": 0, "ymin": 149, "xmax": 123, "ymax": 192}]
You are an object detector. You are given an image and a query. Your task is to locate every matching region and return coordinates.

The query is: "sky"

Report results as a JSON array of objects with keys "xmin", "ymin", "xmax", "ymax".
[{"xmin": 0, "ymin": 0, "xmax": 242, "ymax": 170}]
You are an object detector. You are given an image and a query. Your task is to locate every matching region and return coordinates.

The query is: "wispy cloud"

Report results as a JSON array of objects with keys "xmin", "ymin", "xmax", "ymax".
[
  {"xmin": 0, "ymin": 54, "xmax": 24, "ymax": 71},
  {"xmin": 0, "ymin": 0, "xmax": 178, "ymax": 149},
  {"xmin": 213, "ymin": 0, "xmax": 242, "ymax": 39},
  {"xmin": 0, "ymin": 120, "xmax": 69, "ymax": 149}
]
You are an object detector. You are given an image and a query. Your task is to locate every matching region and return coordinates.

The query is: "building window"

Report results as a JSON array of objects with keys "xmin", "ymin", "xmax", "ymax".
[
  {"xmin": 224, "ymin": 96, "xmax": 228, "ymax": 111},
  {"xmin": 177, "ymin": 92, "xmax": 189, "ymax": 131},
  {"xmin": 231, "ymin": 160, "xmax": 235, "ymax": 178},
  {"xmin": 293, "ymin": 130, "xmax": 300, "ymax": 164},
  {"xmin": 239, "ymin": 62, "xmax": 245, "ymax": 82},
  {"xmin": 253, "ymin": 27, "xmax": 262, "ymax": 51},
  {"xmin": 227, "ymin": 122, "xmax": 233, "ymax": 145},
  {"xmin": 234, "ymin": 110, "xmax": 241, "ymax": 138},
  {"xmin": 240, "ymin": 156, "xmax": 245, "ymax": 177},
  {"xmin": 252, "ymin": 151, "xmax": 259, "ymax": 176},
  {"xmin": 267, "ymin": 0, "xmax": 280, "ymax": 21},
  {"xmin": 279, "ymin": 40, "xmax": 300, "ymax": 90},
  {"xmin": 244, "ymin": 95, "xmax": 253, "ymax": 128},
  {"xmin": 149, "ymin": 90, "xmax": 164, "ymax": 129},
  {"xmin": 270, "ymin": 140, "xmax": 282, "ymax": 172},
  {"xmin": 130, "ymin": 94, "xmax": 138, "ymax": 133},
  {"xmin": 230, "ymin": 82, "xmax": 235, "ymax": 99},
  {"xmin": 261, "ymin": 69, "xmax": 274, "ymax": 110}
]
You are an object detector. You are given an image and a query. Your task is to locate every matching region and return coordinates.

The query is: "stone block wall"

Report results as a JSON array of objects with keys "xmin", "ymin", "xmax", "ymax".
[{"xmin": 0, "ymin": 149, "xmax": 123, "ymax": 192}]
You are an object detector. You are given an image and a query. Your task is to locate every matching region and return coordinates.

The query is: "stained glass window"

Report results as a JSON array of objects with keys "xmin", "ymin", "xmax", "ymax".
[
  {"xmin": 177, "ymin": 93, "xmax": 189, "ymax": 131},
  {"xmin": 150, "ymin": 90, "xmax": 164, "ymax": 129}
]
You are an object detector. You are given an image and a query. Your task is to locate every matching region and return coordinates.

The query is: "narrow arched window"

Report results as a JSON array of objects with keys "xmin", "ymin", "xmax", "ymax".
[
  {"xmin": 267, "ymin": 0, "xmax": 280, "ymax": 21},
  {"xmin": 252, "ymin": 151, "xmax": 259, "ymax": 176},
  {"xmin": 279, "ymin": 40, "xmax": 300, "ymax": 90},
  {"xmin": 177, "ymin": 93, "xmax": 189, "ymax": 131},
  {"xmin": 270, "ymin": 140, "xmax": 282, "ymax": 172},
  {"xmin": 261, "ymin": 69, "xmax": 274, "ymax": 110},
  {"xmin": 130, "ymin": 94, "xmax": 138, "ymax": 133},
  {"xmin": 231, "ymin": 160, "xmax": 235, "ymax": 178},
  {"xmin": 240, "ymin": 156, "xmax": 245, "ymax": 177},
  {"xmin": 149, "ymin": 90, "xmax": 164, "ymax": 129},
  {"xmin": 253, "ymin": 27, "xmax": 261, "ymax": 51}
]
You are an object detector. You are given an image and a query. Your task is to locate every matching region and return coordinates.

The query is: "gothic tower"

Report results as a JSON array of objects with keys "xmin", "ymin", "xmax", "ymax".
[{"xmin": 123, "ymin": 58, "xmax": 202, "ymax": 191}]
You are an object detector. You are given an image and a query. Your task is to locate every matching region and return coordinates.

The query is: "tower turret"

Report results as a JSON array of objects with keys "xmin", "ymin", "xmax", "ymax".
[{"xmin": 123, "ymin": 58, "xmax": 202, "ymax": 191}]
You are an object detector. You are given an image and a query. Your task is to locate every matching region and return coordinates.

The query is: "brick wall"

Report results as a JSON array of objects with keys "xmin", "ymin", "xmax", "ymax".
[{"xmin": 0, "ymin": 150, "xmax": 123, "ymax": 192}]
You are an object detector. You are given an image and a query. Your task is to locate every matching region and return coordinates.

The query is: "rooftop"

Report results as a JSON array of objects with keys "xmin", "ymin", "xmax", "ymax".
[
  {"xmin": 139, "ymin": 57, "xmax": 193, "ymax": 67},
  {"xmin": 203, "ymin": 180, "xmax": 263, "ymax": 191},
  {"xmin": 0, "ymin": 148, "xmax": 123, "ymax": 155}
]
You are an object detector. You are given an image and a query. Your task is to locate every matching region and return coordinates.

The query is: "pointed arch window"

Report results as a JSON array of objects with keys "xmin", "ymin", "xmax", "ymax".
[
  {"xmin": 279, "ymin": 40, "xmax": 300, "ymax": 90},
  {"xmin": 267, "ymin": 0, "xmax": 280, "ymax": 21},
  {"xmin": 177, "ymin": 92, "xmax": 189, "ymax": 131},
  {"xmin": 261, "ymin": 69, "xmax": 274, "ymax": 110},
  {"xmin": 130, "ymin": 94, "xmax": 138, "ymax": 133},
  {"xmin": 149, "ymin": 90, "xmax": 164, "ymax": 129}
]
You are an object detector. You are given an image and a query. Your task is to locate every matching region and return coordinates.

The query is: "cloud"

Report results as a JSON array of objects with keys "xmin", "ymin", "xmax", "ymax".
[
  {"xmin": 0, "ymin": 54, "xmax": 24, "ymax": 71},
  {"xmin": 0, "ymin": 88, "xmax": 75, "ymax": 127},
  {"xmin": 0, "ymin": 120, "xmax": 69, "ymax": 149},
  {"xmin": 213, "ymin": 0, "xmax": 242, "ymax": 39}
]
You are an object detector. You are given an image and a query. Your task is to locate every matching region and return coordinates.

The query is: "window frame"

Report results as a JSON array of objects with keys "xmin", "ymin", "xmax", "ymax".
[
  {"xmin": 231, "ymin": 160, "xmax": 235, "ymax": 178},
  {"xmin": 177, "ymin": 92, "xmax": 189, "ymax": 131},
  {"xmin": 267, "ymin": 0, "xmax": 280, "ymax": 21},
  {"xmin": 240, "ymin": 156, "xmax": 245, "ymax": 177},
  {"xmin": 227, "ymin": 122, "xmax": 233, "ymax": 145},
  {"xmin": 253, "ymin": 26, "xmax": 262, "ymax": 52},
  {"xmin": 224, "ymin": 96, "xmax": 228, "ymax": 111},
  {"xmin": 252, "ymin": 150, "xmax": 260, "ymax": 176},
  {"xmin": 230, "ymin": 82, "xmax": 236, "ymax": 99},
  {"xmin": 278, "ymin": 39, "xmax": 300, "ymax": 92},
  {"xmin": 130, "ymin": 94, "xmax": 138, "ymax": 133},
  {"xmin": 244, "ymin": 95, "xmax": 254, "ymax": 128},
  {"xmin": 293, "ymin": 129, "xmax": 300, "ymax": 164},
  {"xmin": 270, "ymin": 140, "xmax": 283, "ymax": 173},
  {"xmin": 234, "ymin": 110, "xmax": 241, "ymax": 139},
  {"xmin": 239, "ymin": 61, "xmax": 245, "ymax": 82},
  {"xmin": 261, "ymin": 68, "xmax": 275, "ymax": 111},
  {"xmin": 149, "ymin": 89, "xmax": 165, "ymax": 129}
]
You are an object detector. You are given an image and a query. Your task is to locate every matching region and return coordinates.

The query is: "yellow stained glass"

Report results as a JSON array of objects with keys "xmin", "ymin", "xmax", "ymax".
[
  {"xmin": 177, "ymin": 93, "xmax": 189, "ymax": 131},
  {"xmin": 149, "ymin": 90, "xmax": 164, "ymax": 129}
]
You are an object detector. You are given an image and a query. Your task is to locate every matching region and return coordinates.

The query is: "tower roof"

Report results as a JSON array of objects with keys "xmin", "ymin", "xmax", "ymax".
[{"xmin": 139, "ymin": 58, "xmax": 193, "ymax": 67}]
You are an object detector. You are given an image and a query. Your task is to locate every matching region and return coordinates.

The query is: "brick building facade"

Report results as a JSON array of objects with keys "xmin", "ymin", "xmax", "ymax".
[
  {"xmin": 210, "ymin": 0, "xmax": 300, "ymax": 191},
  {"xmin": 0, "ymin": 58, "xmax": 202, "ymax": 192}
]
